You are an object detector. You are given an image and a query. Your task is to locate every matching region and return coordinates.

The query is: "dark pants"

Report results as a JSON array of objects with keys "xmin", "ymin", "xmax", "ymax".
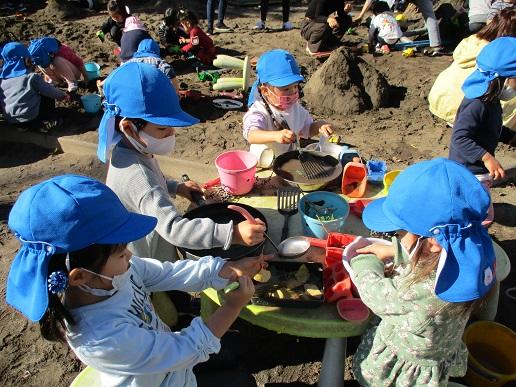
[
  {"xmin": 15, "ymin": 96, "xmax": 56, "ymax": 131},
  {"xmin": 260, "ymin": 0, "xmax": 291, "ymax": 22},
  {"xmin": 207, "ymin": 0, "xmax": 227, "ymax": 28},
  {"xmin": 110, "ymin": 24, "xmax": 123, "ymax": 47},
  {"xmin": 300, "ymin": 15, "xmax": 351, "ymax": 52},
  {"xmin": 469, "ymin": 22, "xmax": 485, "ymax": 34},
  {"xmin": 369, "ymin": 28, "xmax": 395, "ymax": 48}
]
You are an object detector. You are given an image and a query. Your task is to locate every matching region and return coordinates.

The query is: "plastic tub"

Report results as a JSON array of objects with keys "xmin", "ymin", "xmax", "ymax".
[
  {"xmin": 382, "ymin": 169, "xmax": 401, "ymax": 195},
  {"xmin": 299, "ymin": 191, "xmax": 350, "ymax": 239},
  {"xmin": 80, "ymin": 94, "xmax": 102, "ymax": 114},
  {"xmin": 463, "ymin": 321, "xmax": 516, "ymax": 386},
  {"xmin": 215, "ymin": 150, "xmax": 257, "ymax": 195},
  {"xmin": 84, "ymin": 62, "xmax": 101, "ymax": 80}
]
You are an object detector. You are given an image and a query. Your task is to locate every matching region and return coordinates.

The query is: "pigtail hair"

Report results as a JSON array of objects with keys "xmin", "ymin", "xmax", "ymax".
[{"xmin": 40, "ymin": 292, "xmax": 75, "ymax": 342}]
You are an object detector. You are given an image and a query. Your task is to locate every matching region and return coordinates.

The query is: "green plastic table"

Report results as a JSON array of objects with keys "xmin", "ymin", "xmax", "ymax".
[{"xmin": 201, "ymin": 193, "xmax": 371, "ymax": 387}]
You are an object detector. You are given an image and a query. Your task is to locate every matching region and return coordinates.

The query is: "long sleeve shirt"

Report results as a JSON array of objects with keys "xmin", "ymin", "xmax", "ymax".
[
  {"xmin": 305, "ymin": 0, "xmax": 348, "ymax": 23},
  {"xmin": 0, "ymin": 73, "xmax": 65, "ymax": 123},
  {"xmin": 181, "ymin": 27, "xmax": 216, "ymax": 64},
  {"xmin": 66, "ymin": 255, "xmax": 229, "ymax": 387},
  {"xmin": 449, "ymin": 97, "xmax": 515, "ymax": 174},
  {"xmin": 106, "ymin": 144, "xmax": 233, "ymax": 262}
]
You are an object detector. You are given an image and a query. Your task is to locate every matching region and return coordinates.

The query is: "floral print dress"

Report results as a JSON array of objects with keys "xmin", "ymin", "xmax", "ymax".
[{"xmin": 350, "ymin": 238, "xmax": 470, "ymax": 387}]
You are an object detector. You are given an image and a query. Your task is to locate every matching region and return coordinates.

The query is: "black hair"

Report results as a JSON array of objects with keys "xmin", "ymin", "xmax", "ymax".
[
  {"xmin": 178, "ymin": 9, "xmax": 199, "ymax": 26},
  {"xmin": 40, "ymin": 243, "xmax": 126, "ymax": 342},
  {"xmin": 107, "ymin": 0, "xmax": 130, "ymax": 18},
  {"xmin": 164, "ymin": 7, "xmax": 179, "ymax": 26},
  {"xmin": 481, "ymin": 77, "xmax": 506, "ymax": 103},
  {"xmin": 372, "ymin": 1, "xmax": 391, "ymax": 15}
]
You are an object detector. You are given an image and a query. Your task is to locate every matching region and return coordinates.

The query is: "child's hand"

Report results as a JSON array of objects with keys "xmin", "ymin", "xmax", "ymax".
[
  {"xmin": 275, "ymin": 129, "xmax": 295, "ymax": 144},
  {"xmin": 224, "ymin": 276, "xmax": 254, "ymax": 308},
  {"xmin": 318, "ymin": 123, "xmax": 335, "ymax": 137},
  {"xmin": 356, "ymin": 244, "xmax": 395, "ymax": 261},
  {"xmin": 482, "ymin": 152, "xmax": 505, "ymax": 180},
  {"xmin": 233, "ymin": 219, "xmax": 266, "ymax": 246},
  {"xmin": 327, "ymin": 16, "xmax": 340, "ymax": 28},
  {"xmin": 179, "ymin": 37, "xmax": 188, "ymax": 44},
  {"xmin": 219, "ymin": 254, "xmax": 272, "ymax": 280},
  {"xmin": 344, "ymin": 3, "xmax": 353, "ymax": 12},
  {"xmin": 176, "ymin": 180, "xmax": 203, "ymax": 200}
]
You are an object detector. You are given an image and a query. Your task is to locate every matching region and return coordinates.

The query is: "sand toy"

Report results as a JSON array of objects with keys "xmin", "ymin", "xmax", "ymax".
[{"xmin": 341, "ymin": 162, "xmax": 367, "ymax": 198}]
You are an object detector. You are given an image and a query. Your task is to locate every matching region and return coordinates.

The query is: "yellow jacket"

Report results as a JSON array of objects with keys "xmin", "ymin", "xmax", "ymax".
[{"xmin": 428, "ymin": 35, "xmax": 515, "ymax": 129}]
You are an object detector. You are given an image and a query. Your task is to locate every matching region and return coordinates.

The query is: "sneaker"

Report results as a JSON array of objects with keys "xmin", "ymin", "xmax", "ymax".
[
  {"xmin": 380, "ymin": 44, "xmax": 391, "ymax": 54},
  {"xmin": 206, "ymin": 27, "xmax": 214, "ymax": 36},
  {"xmin": 214, "ymin": 22, "xmax": 232, "ymax": 32},
  {"xmin": 41, "ymin": 117, "xmax": 63, "ymax": 133},
  {"xmin": 282, "ymin": 21, "xmax": 293, "ymax": 30},
  {"xmin": 423, "ymin": 46, "xmax": 444, "ymax": 56},
  {"xmin": 253, "ymin": 20, "xmax": 265, "ymax": 30}
]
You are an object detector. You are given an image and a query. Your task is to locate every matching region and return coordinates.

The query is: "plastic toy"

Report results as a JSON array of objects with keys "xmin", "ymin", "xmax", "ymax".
[
  {"xmin": 366, "ymin": 160, "xmax": 387, "ymax": 183},
  {"xmin": 342, "ymin": 162, "xmax": 368, "ymax": 197}
]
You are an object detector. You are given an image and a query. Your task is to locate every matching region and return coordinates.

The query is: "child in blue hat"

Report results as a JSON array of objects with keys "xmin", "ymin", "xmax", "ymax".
[
  {"xmin": 243, "ymin": 49, "xmax": 335, "ymax": 163},
  {"xmin": 6, "ymin": 174, "xmax": 267, "ymax": 386},
  {"xmin": 449, "ymin": 37, "xmax": 516, "ymax": 225},
  {"xmin": 0, "ymin": 42, "xmax": 68, "ymax": 132},
  {"xmin": 98, "ymin": 62, "xmax": 265, "ymax": 263},
  {"xmin": 344, "ymin": 158, "xmax": 497, "ymax": 386}
]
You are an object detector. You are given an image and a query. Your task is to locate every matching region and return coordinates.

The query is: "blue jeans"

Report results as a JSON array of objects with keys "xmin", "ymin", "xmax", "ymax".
[{"xmin": 207, "ymin": 0, "xmax": 227, "ymax": 28}]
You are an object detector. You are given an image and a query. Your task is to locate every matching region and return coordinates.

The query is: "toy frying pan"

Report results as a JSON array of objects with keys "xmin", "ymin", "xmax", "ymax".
[{"xmin": 212, "ymin": 98, "xmax": 243, "ymax": 110}]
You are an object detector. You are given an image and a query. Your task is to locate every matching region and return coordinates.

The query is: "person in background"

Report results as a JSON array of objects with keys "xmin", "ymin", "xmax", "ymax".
[
  {"xmin": 300, "ymin": 0, "xmax": 353, "ymax": 54},
  {"xmin": 429, "ymin": 9, "xmax": 515, "ymax": 129},
  {"xmin": 28, "ymin": 36, "xmax": 88, "ymax": 92},
  {"xmin": 126, "ymin": 38, "xmax": 180, "ymax": 95},
  {"xmin": 244, "ymin": 49, "xmax": 335, "ymax": 160},
  {"xmin": 179, "ymin": 9, "xmax": 217, "ymax": 65},
  {"xmin": 207, "ymin": 0, "xmax": 232, "ymax": 35},
  {"xmin": 468, "ymin": 0, "xmax": 493, "ymax": 33},
  {"xmin": 487, "ymin": 0, "xmax": 515, "ymax": 22},
  {"xmin": 253, "ymin": 0, "xmax": 293, "ymax": 31},
  {"xmin": 368, "ymin": 1, "xmax": 404, "ymax": 53},
  {"xmin": 157, "ymin": 7, "xmax": 188, "ymax": 55},
  {"xmin": 448, "ymin": 37, "xmax": 516, "ymax": 226},
  {"xmin": 119, "ymin": 14, "xmax": 151, "ymax": 62},
  {"xmin": 350, "ymin": 158, "xmax": 497, "ymax": 386},
  {"xmin": 96, "ymin": 0, "xmax": 130, "ymax": 47},
  {"xmin": 354, "ymin": 0, "xmax": 444, "ymax": 55},
  {"xmin": 1, "ymin": 42, "xmax": 68, "ymax": 133},
  {"xmin": 5, "ymin": 174, "xmax": 266, "ymax": 387}
]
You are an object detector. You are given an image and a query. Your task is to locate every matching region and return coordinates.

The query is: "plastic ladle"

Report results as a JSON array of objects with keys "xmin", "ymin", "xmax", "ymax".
[{"xmin": 228, "ymin": 205, "xmax": 311, "ymax": 259}]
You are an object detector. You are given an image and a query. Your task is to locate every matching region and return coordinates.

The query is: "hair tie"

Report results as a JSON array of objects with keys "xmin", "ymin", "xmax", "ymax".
[{"xmin": 48, "ymin": 271, "xmax": 68, "ymax": 294}]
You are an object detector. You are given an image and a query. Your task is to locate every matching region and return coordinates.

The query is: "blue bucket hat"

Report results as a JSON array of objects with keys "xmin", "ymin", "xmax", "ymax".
[
  {"xmin": 97, "ymin": 62, "xmax": 199, "ymax": 162},
  {"xmin": 133, "ymin": 38, "xmax": 160, "ymax": 59},
  {"xmin": 0, "ymin": 42, "xmax": 30, "ymax": 79},
  {"xmin": 28, "ymin": 37, "xmax": 60, "ymax": 68},
  {"xmin": 6, "ymin": 175, "xmax": 157, "ymax": 322},
  {"xmin": 362, "ymin": 158, "xmax": 495, "ymax": 303},
  {"xmin": 462, "ymin": 37, "xmax": 516, "ymax": 99},
  {"xmin": 248, "ymin": 49, "xmax": 304, "ymax": 106}
]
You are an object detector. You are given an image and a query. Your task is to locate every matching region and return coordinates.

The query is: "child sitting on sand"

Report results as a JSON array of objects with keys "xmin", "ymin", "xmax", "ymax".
[
  {"xmin": 243, "ymin": 49, "xmax": 335, "ymax": 162},
  {"xmin": 28, "ymin": 36, "xmax": 88, "ymax": 92},
  {"xmin": 178, "ymin": 9, "xmax": 217, "ymax": 65},
  {"xmin": 125, "ymin": 38, "xmax": 180, "ymax": 95},
  {"xmin": 97, "ymin": 62, "xmax": 265, "ymax": 262},
  {"xmin": 119, "ymin": 14, "xmax": 151, "ymax": 62},
  {"xmin": 158, "ymin": 7, "xmax": 188, "ymax": 55},
  {"xmin": 448, "ymin": 37, "xmax": 516, "ymax": 224},
  {"xmin": 96, "ymin": 0, "xmax": 130, "ymax": 47},
  {"xmin": 0, "ymin": 42, "xmax": 68, "ymax": 132},
  {"xmin": 5, "ymin": 174, "xmax": 267, "ymax": 386},
  {"xmin": 350, "ymin": 158, "xmax": 497, "ymax": 386},
  {"xmin": 368, "ymin": 1, "xmax": 404, "ymax": 54}
]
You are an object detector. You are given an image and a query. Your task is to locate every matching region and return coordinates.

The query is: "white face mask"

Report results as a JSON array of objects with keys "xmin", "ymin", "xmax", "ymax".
[
  {"xmin": 120, "ymin": 118, "xmax": 176, "ymax": 155},
  {"xmin": 499, "ymin": 82, "xmax": 516, "ymax": 101},
  {"xmin": 79, "ymin": 268, "xmax": 131, "ymax": 297}
]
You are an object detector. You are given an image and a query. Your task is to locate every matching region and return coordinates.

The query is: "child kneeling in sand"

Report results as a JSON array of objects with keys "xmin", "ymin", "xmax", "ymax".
[
  {"xmin": 178, "ymin": 9, "xmax": 217, "ymax": 65},
  {"xmin": 5, "ymin": 174, "xmax": 267, "ymax": 386},
  {"xmin": 243, "ymin": 49, "xmax": 335, "ymax": 164}
]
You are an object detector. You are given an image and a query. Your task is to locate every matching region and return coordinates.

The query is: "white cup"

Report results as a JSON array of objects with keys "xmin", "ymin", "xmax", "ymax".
[{"xmin": 249, "ymin": 144, "xmax": 275, "ymax": 168}]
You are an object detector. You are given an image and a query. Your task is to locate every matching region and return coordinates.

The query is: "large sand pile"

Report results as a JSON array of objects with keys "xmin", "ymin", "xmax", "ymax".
[{"xmin": 303, "ymin": 47, "xmax": 390, "ymax": 116}]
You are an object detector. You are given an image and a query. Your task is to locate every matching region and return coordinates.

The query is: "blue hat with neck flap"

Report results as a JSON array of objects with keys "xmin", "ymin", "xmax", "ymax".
[
  {"xmin": 133, "ymin": 38, "xmax": 161, "ymax": 59},
  {"xmin": 0, "ymin": 42, "xmax": 30, "ymax": 79}
]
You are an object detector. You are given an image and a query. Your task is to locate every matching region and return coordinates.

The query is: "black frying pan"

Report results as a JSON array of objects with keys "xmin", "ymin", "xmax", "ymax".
[{"xmin": 179, "ymin": 202, "xmax": 268, "ymax": 260}]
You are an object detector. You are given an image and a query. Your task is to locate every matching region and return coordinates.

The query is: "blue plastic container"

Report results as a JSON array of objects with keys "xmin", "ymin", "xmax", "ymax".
[
  {"xmin": 81, "ymin": 94, "xmax": 102, "ymax": 113},
  {"xmin": 84, "ymin": 62, "xmax": 101, "ymax": 80},
  {"xmin": 366, "ymin": 160, "xmax": 387, "ymax": 184},
  {"xmin": 299, "ymin": 191, "xmax": 350, "ymax": 239}
]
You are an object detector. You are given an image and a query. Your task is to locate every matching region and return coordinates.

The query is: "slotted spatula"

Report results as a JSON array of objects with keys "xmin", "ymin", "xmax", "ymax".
[{"xmin": 277, "ymin": 187, "xmax": 301, "ymax": 241}]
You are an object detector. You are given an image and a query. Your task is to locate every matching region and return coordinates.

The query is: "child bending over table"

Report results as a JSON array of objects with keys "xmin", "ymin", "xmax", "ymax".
[
  {"xmin": 5, "ymin": 174, "xmax": 267, "ymax": 387},
  {"xmin": 243, "ymin": 49, "xmax": 335, "ymax": 164},
  {"xmin": 348, "ymin": 158, "xmax": 497, "ymax": 386},
  {"xmin": 97, "ymin": 62, "xmax": 265, "ymax": 263}
]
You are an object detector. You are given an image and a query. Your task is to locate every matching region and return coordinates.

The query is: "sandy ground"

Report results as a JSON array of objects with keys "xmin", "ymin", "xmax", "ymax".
[{"xmin": 0, "ymin": 0, "xmax": 515, "ymax": 386}]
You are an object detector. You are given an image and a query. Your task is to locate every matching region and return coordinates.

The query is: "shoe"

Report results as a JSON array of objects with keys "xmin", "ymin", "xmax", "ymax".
[
  {"xmin": 380, "ymin": 44, "xmax": 391, "ymax": 54},
  {"xmin": 253, "ymin": 20, "xmax": 265, "ymax": 30},
  {"xmin": 282, "ymin": 21, "xmax": 293, "ymax": 30},
  {"xmin": 423, "ymin": 46, "xmax": 444, "ymax": 56},
  {"xmin": 41, "ymin": 117, "xmax": 63, "ymax": 133},
  {"xmin": 206, "ymin": 26, "xmax": 214, "ymax": 35},
  {"xmin": 214, "ymin": 22, "xmax": 232, "ymax": 32}
]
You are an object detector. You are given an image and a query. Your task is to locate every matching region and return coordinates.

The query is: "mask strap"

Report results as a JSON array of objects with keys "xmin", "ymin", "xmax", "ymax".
[
  {"xmin": 80, "ymin": 267, "xmax": 113, "ymax": 282},
  {"xmin": 119, "ymin": 117, "xmax": 150, "ymax": 155}
]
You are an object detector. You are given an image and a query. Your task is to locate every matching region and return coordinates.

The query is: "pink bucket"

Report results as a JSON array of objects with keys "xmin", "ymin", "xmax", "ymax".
[{"xmin": 215, "ymin": 150, "xmax": 258, "ymax": 195}]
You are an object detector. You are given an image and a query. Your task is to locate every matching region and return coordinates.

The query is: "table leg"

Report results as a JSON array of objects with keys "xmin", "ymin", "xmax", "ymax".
[{"xmin": 318, "ymin": 337, "xmax": 347, "ymax": 387}]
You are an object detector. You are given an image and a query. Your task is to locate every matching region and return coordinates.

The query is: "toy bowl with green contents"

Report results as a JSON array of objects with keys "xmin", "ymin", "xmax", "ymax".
[
  {"xmin": 251, "ymin": 261, "xmax": 325, "ymax": 308},
  {"xmin": 299, "ymin": 191, "xmax": 350, "ymax": 239}
]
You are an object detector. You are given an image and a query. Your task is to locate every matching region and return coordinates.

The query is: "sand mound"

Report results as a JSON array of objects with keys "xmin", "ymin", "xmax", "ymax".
[
  {"xmin": 303, "ymin": 47, "xmax": 390, "ymax": 116},
  {"xmin": 34, "ymin": 0, "xmax": 84, "ymax": 20}
]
